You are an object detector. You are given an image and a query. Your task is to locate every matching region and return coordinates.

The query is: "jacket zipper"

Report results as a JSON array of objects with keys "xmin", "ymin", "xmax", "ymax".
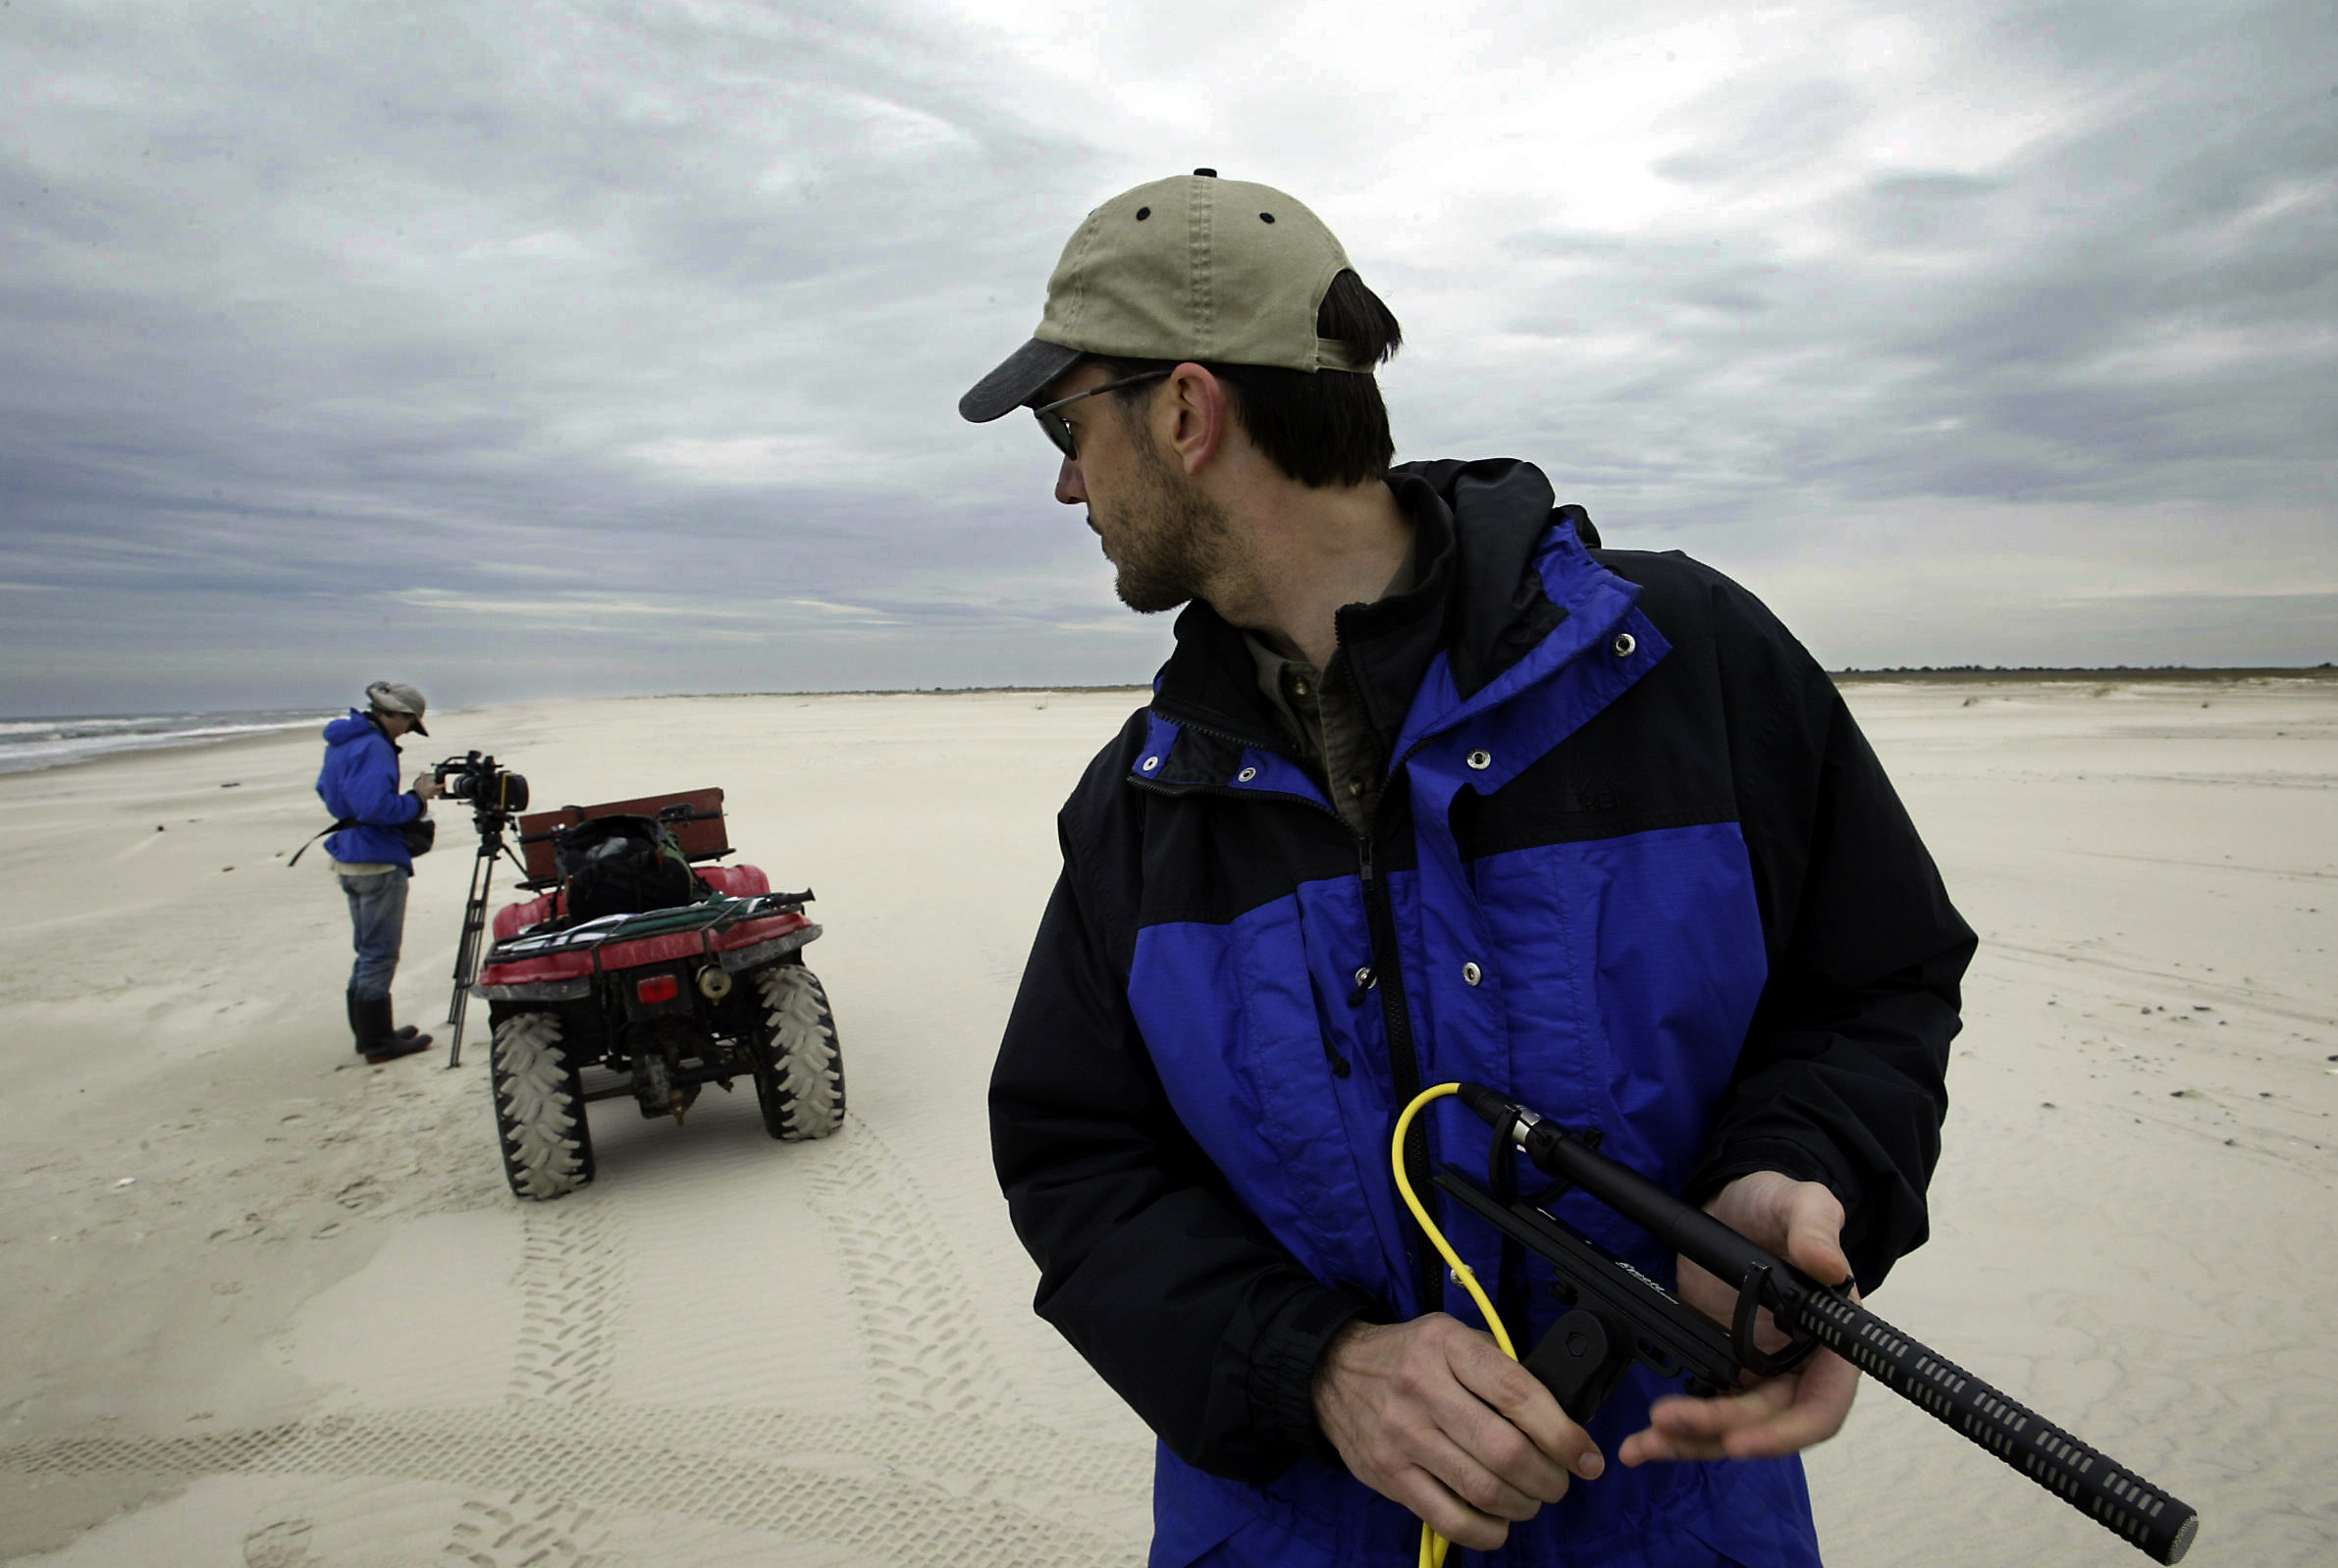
[
  {"xmin": 1357, "ymin": 826, "xmax": 1443, "ymax": 1316},
  {"xmin": 1151, "ymin": 593, "xmax": 1595, "ymax": 1321},
  {"xmin": 1140, "ymin": 706, "xmax": 1445, "ymax": 1313}
]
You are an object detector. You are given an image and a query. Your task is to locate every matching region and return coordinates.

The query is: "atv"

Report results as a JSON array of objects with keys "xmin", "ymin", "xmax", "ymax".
[{"xmin": 470, "ymin": 788, "xmax": 843, "ymax": 1200}]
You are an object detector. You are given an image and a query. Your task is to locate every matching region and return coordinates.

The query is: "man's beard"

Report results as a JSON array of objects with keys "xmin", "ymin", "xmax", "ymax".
[{"xmin": 1098, "ymin": 436, "xmax": 1232, "ymax": 615}]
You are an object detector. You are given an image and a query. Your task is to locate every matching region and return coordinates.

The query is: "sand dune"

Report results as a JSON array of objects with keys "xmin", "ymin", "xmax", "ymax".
[{"xmin": 1, "ymin": 680, "xmax": 2331, "ymax": 1565}]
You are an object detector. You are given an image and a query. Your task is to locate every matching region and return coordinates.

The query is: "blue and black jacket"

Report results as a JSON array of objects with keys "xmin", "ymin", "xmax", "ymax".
[
  {"xmin": 991, "ymin": 459, "xmax": 1975, "ymax": 1566},
  {"xmin": 317, "ymin": 710, "xmax": 424, "ymax": 868}
]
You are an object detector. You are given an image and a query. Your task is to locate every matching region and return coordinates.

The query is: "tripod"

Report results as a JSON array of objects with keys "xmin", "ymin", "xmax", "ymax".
[{"xmin": 444, "ymin": 807, "xmax": 524, "ymax": 1068}]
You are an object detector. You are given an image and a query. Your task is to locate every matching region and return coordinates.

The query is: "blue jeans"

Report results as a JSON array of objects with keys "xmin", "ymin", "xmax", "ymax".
[{"xmin": 341, "ymin": 868, "xmax": 410, "ymax": 1001}]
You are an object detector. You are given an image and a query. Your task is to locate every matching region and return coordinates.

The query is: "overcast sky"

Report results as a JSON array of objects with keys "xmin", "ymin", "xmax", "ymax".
[{"xmin": 3, "ymin": 0, "xmax": 2332, "ymax": 716}]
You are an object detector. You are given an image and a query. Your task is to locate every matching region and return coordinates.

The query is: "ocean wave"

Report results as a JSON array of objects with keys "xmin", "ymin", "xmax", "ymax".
[
  {"xmin": 0, "ymin": 715, "xmax": 184, "ymax": 739},
  {"xmin": 0, "ymin": 713, "xmax": 332, "ymax": 776}
]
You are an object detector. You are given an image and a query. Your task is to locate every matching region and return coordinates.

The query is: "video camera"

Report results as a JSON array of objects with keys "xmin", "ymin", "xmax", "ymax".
[
  {"xmin": 432, "ymin": 751, "xmax": 530, "ymax": 824},
  {"xmin": 435, "ymin": 751, "xmax": 532, "ymax": 1069}
]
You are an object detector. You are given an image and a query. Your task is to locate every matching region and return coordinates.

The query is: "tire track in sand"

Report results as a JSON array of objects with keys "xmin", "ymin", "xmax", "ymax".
[
  {"xmin": 3, "ymin": 1112, "xmax": 1148, "ymax": 1564},
  {"xmin": 794, "ymin": 1112, "xmax": 1015, "ymax": 1426},
  {"xmin": 506, "ymin": 1196, "xmax": 620, "ymax": 1407},
  {"xmin": 5, "ymin": 1404, "xmax": 1142, "ymax": 1565}
]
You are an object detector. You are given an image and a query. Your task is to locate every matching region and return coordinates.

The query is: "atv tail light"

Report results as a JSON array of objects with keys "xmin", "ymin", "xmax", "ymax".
[{"xmin": 634, "ymin": 973, "xmax": 681, "ymax": 1006}]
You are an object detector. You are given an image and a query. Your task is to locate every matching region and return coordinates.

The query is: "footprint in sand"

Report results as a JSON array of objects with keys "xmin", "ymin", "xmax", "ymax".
[
  {"xmin": 447, "ymin": 1493, "xmax": 608, "ymax": 1567},
  {"xmin": 241, "ymin": 1516, "xmax": 313, "ymax": 1567}
]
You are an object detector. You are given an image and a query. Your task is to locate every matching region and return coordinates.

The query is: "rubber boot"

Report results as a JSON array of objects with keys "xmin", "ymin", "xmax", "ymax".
[
  {"xmin": 347, "ymin": 993, "xmax": 424, "ymax": 1052},
  {"xmin": 387, "ymin": 995, "xmax": 433, "ymax": 1051},
  {"xmin": 357, "ymin": 995, "xmax": 429, "ymax": 1064}
]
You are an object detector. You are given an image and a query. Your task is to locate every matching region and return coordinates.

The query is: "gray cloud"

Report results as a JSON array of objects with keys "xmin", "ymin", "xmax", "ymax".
[
  {"xmin": 1650, "ymin": 79, "xmax": 1870, "ymax": 188},
  {"xmin": 1461, "ymin": 9, "xmax": 2336, "ymax": 539},
  {"xmin": 1, "ymin": 0, "xmax": 2330, "ymax": 715}
]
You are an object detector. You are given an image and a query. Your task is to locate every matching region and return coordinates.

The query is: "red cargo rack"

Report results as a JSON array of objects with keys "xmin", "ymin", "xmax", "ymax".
[{"xmin": 514, "ymin": 787, "xmax": 730, "ymax": 889}]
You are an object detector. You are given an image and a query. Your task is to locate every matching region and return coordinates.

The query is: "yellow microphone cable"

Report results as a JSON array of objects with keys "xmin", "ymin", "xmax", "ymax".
[{"xmin": 1390, "ymin": 1082, "xmax": 1517, "ymax": 1568}]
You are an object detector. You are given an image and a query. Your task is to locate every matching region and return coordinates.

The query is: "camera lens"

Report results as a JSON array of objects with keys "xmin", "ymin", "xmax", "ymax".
[{"xmin": 438, "ymin": 758, "xmax": 527, "ymax": 820}]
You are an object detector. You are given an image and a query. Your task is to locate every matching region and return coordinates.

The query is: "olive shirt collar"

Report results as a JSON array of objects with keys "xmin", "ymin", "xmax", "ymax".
[
  {"xmin": 1150, "ymin": 459, "xmax": 1570, "ymax": 788},
  {"xmin": 1242, "ymin": 535, "xmax": 1420, "ymax": 837},
  {"xmin": 1153, "ymin": 473, "xmax": 1459, "ymax": 765}
]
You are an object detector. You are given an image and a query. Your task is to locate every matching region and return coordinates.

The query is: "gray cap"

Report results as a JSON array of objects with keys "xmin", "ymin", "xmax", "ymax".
[
  {"xmin": 365, "ymin": 680, "xmax": 429, "ymax": 737},
  {"xmin": 959, "ymin": 171, "xmax": 1375, "ymax": 423}
]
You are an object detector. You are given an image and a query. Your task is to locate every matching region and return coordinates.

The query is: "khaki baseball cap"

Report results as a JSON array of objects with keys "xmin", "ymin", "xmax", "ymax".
[
  {"xmin": 365, "ymin": 680, "xmax": 429, "ymax": 736},
  {"xmin": 959, "ymin": 170, "xmax": 1378, "ymax": 423}
]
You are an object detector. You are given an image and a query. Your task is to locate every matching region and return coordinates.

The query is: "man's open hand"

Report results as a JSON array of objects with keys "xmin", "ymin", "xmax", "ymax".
[
  {"xmin": 1619, "ymin": 1171, "xmax": 1861, "ymax": 1466},
  {"xmin": 1312, "ymin": 1314, "xmax": 1603, "ymax": 1551}
]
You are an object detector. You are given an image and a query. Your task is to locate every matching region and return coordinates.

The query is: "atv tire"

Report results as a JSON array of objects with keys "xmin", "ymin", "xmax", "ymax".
[
  {"xmin": 750, "ymin": 963, "xmax": 844, "ymax": 1141},
  {"xmin": 491, "ymin": 1010, "xmax": 597, "ymax": 1199}
]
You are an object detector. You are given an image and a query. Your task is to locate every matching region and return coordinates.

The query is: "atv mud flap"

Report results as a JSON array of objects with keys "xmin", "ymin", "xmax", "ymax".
[{"xmin": 717, "ymin": 923, "xmax": 821, "ymax": 973}]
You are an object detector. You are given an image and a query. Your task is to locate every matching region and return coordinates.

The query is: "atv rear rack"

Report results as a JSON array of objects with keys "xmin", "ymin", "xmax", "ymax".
[
  {"xmin": 475, "ymin": 891, "xmax": 821, "ymax": 1003},
  {"xmin": 513, "ymin": 787, "xmax": 734, "ymax": 891}
]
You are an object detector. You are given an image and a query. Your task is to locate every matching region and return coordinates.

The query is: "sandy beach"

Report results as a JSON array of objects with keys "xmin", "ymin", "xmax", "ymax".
[{"xmin": 0, "ymin": 678, "xmax": 2331, "ymax": 1566}]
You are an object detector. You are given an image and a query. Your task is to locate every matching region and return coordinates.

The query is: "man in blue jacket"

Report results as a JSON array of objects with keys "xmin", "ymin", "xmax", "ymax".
[
  {"xmin": 317, "ymin": 680, "xmax": 443, "ymax": 1065},
  {"xmin": 962, "ymin": 173, "xmax": 1974, "ymax": 1566}
]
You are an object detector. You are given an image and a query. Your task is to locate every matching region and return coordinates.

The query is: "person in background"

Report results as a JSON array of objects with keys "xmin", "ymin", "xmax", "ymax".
[
  {"xmin": 316, "ymin": 680, "xmax": 442, "ymax": 1065},
  {"xmin": 964, "ymin": 172, "xmax": 1974, "ymax": 1566}
]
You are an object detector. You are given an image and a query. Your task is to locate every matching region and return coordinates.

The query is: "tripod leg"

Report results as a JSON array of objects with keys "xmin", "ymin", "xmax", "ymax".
[
  {"xmin": 446, "ymin": 840, "xmax": 498, "ymax": 1069},
  {"xmin": 446, "ymin": 845, "xmax": 491, "ymax": 1022}
]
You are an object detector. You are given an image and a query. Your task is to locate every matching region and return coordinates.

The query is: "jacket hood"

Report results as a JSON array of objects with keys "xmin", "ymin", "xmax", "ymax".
[
  {"xmin": 323, "ymin": 710, "xmax": 385, "ymax": 747},
  {"xmin": 1388, "ymin": 457, "xmax": 1591, "ymax": 700}
]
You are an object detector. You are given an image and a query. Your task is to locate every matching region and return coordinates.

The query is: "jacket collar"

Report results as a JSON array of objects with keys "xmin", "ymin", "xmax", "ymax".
[
  {"xmin": 359, "ymin": 708, "xmax": 403, "ymax": 754},
  {"xmin": 1150, "ymin": 458, "xmax": 1575, "ymax": 757}
]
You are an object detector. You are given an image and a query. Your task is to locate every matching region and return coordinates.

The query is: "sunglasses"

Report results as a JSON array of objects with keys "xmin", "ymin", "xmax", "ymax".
[{"xmin": 1032, "ymin": 370, "xmax": 1172, "ymax": 460}]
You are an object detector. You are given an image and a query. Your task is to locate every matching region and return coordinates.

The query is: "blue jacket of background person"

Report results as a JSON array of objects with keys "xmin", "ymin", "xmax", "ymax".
[
  {"xmin": 991, "ymin": 458, "xmax": 1975, "ymax": 1567},
  {"xmin": 316, "ymin": 711, "xmax": 422, "ymax": 868}
]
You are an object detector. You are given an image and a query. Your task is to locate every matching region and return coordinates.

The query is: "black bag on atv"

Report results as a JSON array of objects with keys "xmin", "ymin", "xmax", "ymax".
[{"xmin": 556, "ymin": 813, "xmax": 709, "ymax": 921}]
